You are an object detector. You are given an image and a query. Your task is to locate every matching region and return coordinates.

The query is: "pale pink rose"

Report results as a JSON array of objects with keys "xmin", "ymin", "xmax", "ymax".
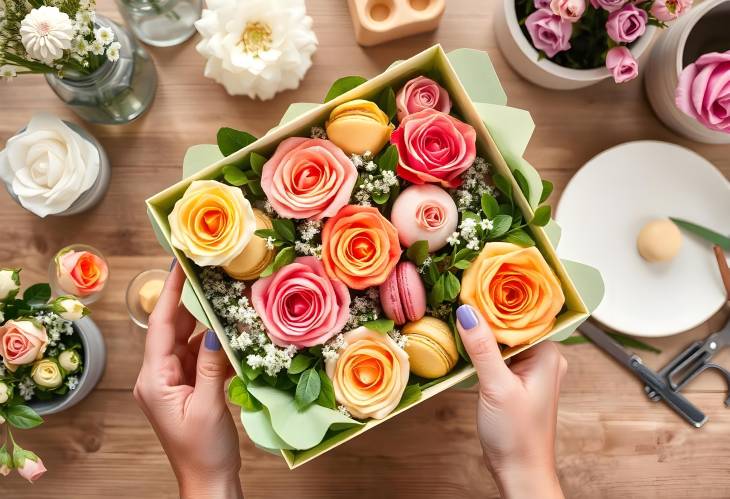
[
  {"xmin": 0, "ymin": 320, "xmax": 48, "ymax": 372},
  {"xmin": 17, "ymin": 455, "xmax": 46, "ymax": 483},
  {"xmin": 395, "ymin": 76, "xmax": 451, "ymax": 121},
  {"xmin": 56, "ymin": 250, "xmax": 108, "ymax": 297},
  {"xmin": 390, "ymin": 109, "xmax": 476, "ymax": 188},
  {"xmin": 535, "ymin": 0, "xmax": 551, "ymax": 8},
  {"xmin": 650, "ymin": 0, "xmax": 691, "ymax": 21},
  {"xmin": 251, "ymin": 256, "xmax": 350, "ymax": 348},
  {"xmin": 675, "ymin": 51, "xmax": 730, "ymax": 134},
  {"xmin": 606, "ymin": 4, "xmax": 647, "ymax": 43},
  {"xmin": 260, "ymin": 137, "xmax": 357, "ymax": 220},
  {"xmin": 525, "ymin": 8, "xmax": 572, "ymax": 58},
  {"xmin": 550, "ymin": 0, "xmax": 585, "ymax": 22},
  {"xmin": 605, "ymin": 46, "xmax": 639, "ymax": 83},
  {"xmin": 590, "ymin": 0, "xmax": 627, "ymax": 12}
]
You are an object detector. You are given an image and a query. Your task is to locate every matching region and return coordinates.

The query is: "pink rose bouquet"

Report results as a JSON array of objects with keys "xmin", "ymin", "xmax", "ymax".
[{"xmin": 675, "ymin": 51, "xmax": 730, "ymax": 134}]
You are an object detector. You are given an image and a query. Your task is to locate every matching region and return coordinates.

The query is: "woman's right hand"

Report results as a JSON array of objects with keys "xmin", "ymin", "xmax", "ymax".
[{"xmin": 456, "ymin": 304, "xmax": 567, "ymax": 499}]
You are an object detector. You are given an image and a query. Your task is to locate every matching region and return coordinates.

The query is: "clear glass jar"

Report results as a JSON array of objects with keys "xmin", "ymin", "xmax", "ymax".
[
  {"xmin": 45, "ymin": 16, "xmax": 157, "ymax": 125},
  {"xmin": 116, "ymin": 0, "xmax": 202, "ymax": 47}
]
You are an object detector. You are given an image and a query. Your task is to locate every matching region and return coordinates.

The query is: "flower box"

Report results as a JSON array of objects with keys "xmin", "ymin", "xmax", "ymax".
[{"xmin": 146, "ymin": 45, "xmax": 603, "ymax": 469}]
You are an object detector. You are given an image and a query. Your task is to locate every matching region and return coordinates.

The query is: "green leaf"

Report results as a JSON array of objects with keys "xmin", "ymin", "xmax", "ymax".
[
  {"xmin": 670, "ymin": 218, "xmax": 730, "ymax": 251},
  {"xmin": 222, "ymin": 165, "xmax": 249, "ymax": 186},
  {"xmin": 260, "ymin": 246, "xmax": 295, "ymax": 277},
  {"xmin": 295, "ymin": 368, "xmax": 321, "ymax": 410},
  {"xmin": 241, "ymin": 362, "xmax": 262, "ymax": 381},
  {"xmin": 530, "ymin": 205, "xmax": 551, "ymax": 227},
  {"xmin": 429, "ymin": 276, "xmax": 445, "ymax": 306},
  {"xmin": 316, "ymin": 370, "xmax": 337, "ymax": 410},
  {"xmin": 452, "ymin": 259, "xmax": 471, "ymax": 270},
  {"xmin": 254, "ymin": 228, "xmax": 276, "ymax": 240},
  {"xmin": 504, "ymin": 229, "xmax": 535, "ymax": 247},
  {"xmin": 246, "ymin": 180, "xmax": 264, "ymax": 198},
  {"xmin": 249, "ymin": 152, "xmax": 267, "ymax": 176},
  {"xmin": 217, "ymin": 127, "xmax": 257, "ymax": 156},
  {"xmin": 228, "ymin": 377, "xmax": 262, "ymax": 411},
  {"xmin": 372, "ymin": 190, "xmax": 390, "ymax": 205},
  {"xmin": 488, "ymin": 214, "xmax": 513, "ymax": 239},
  {"xmin": 23, "ymin": 283, "xmax": 51, "ymax": 307},
  {"xmin": 395, "ymin": 384, "xmax": 422, "ymax": 411},
  {"xmin": 324, "ymin": 76, "xmax": 368, "ymax": 102},
  {"xmin": 363, "ymin": 318, "xmax": 395, "ymax": 334},
  {"xmin": 406, "ymin": 240, "xmax": 430, "ymax": 266},
  {"xmin": 481, "ymin": 193, "xmax": 499, "ymax": 219},
  {"xmin": 443, "ymin": 272, "xmax": 461, "ymax": 301},
  {"xmin": 272, "ymin": 218, "xmax": 296, "ymax": 243},
  {"xmin": 493, "ymin": 173, "xmax": 513, "ymax": 201},
  {"xmin": 540, "ymin": 180, "xmax": 554, "ymax": 204},
  {"xmin": 376, "ymin": 86, "xmax": 397, "ymax": 121},
  {"xmin": 288, "ymin": 353, "xmax": 314, "ymax": 374},
  {"xmin": 377, "ymin": 144, "xmax": 398, "ymax": 172},
  {"xmin": 453, "ymin": 248, "xmax": 477, "ymax": 264},
  {"xmin": 5, "ymin": 405, "xmax": 42, "ymax": 429},
  {"xmin": 513, "ymin": 169, "xmax": 530, "ymax": 200},
  {"xmin": 562, "ymin": 332, "xmax": 661, "ymax": 354}
]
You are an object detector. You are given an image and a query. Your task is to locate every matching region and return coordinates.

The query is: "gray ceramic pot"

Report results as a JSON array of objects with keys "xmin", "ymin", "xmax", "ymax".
[{"xmin": 29, "ymin": 317, "xmax": 106, "ymax": 416}]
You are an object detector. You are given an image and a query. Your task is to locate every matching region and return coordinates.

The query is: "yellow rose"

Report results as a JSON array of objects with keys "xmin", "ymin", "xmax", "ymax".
[
  {"xmin": 168, "ymin": 180, "xmax": 255, "ymax": 267},
  {"xmin": 223, "ymin": 209, "xmax": 276, "ymax": 281},
  {"xmin": 325, "ymin": 99, "xmax": 394, "ymax": 156},
  {"xmin": 325, "ymin": 326, "xmax": 409, "ymax": 420},
  {"xmin": 31, "ymin": 359, "xmax": 63, "ymax": 389},
  {"xmin": 460, "ymin": 242, "xmax": 565, "ymax": 347}
]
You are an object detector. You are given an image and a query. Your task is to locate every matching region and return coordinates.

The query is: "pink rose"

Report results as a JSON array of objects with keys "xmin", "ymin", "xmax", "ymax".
[
  {"xmin": 589, "ymin": 0, "xmax": 627, "ymax": 12},
  {"xmin": 260, "ymin": 137, "xmax": 357, "ymax": 220},
  {"xmin": 251, "ymin": 256, "xmax": 350, "ymax": 348},
  {"xmin": 605, "ymin": 46, "xmax": 639, "ymax": 83},
  {"xmin": 395, "ymin": 76, "xmax": 451, "ymax": 122},
  {"xmin": 535, "ymin": 0, "xmax": 551, "ymax": 8},
  {"xmin": 675, "ymin": 51, "xmax": 730, "ymax": 134},
  {"xmin": 550, "ymin": 0, "xmax": 585, "ymax": 22},
  {"xmin": 56, "ymin": 250, "xmax": 108, "ymax": 297},
  {"xmin": 525, "ymin": 9, "xmax": 572, "ymax": 58},
  {"xmin": 16, "ymin": 454, "xmax": 46, "ymax": 483},
  {"xmin": 390, "ymin": 109, "xmax": 476, "ymax": 188},
  {"xmin": 606, "ymin": 4, "xmax": 647, "ymax": 44},
  {"xmin": 0, "ymin": 319, "xmax": 48, "ymax": 372},
  {"xmin": 650, "ymin": 0, "xmax": 691, "ymax": 21}
]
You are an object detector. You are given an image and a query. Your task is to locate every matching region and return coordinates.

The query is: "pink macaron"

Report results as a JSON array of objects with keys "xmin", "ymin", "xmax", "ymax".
[{"xmin": 379, "ymin": 261, "xmax": 427, "ymax": 325}]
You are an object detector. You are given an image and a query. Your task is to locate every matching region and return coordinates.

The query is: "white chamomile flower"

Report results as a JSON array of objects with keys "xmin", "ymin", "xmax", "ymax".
[
  {"xmin": 89, "ymin": 39, "xmax": 104, "ymax": 55},
  {"xmin": 0, "ymin": 65, "xmax": 17, "ymax": 79},
  {"xmin": 75, "ymin": 10, "xmax": 95, "ymax": 26},
  {"xmin": 20, "ymin": 6, "xmax": 75, "ymax": 64},
  {"xmin": 95, "ymin": 26, "xmax": 114, "ymax": 45},
  {"xmin": 73, "ymin": 37, "xmax": 89, "ymax": 56},
  {"xmin": 106, "ymin": 41, "xmax": 121, "ymax": 62}
]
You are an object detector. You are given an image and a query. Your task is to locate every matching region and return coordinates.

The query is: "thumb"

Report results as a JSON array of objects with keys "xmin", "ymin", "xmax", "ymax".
[
  {"xmin": 193, "ymin": 330, "xmax": 230, "ymax": 408},
  {"xmin": 456, "ymin": 304, "xmax": 511, "ymax": 385}
]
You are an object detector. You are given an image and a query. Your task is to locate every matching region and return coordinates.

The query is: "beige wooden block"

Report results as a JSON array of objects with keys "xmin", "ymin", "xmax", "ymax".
[{"xmin": 347, "ymin": 0, "xmax": 445, "ymax": 47}]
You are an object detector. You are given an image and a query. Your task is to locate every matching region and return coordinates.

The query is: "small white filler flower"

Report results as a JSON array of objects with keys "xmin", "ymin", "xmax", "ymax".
[{"xmin": 19, "ymin": 6, "xmax": 75, "ymax": 64}]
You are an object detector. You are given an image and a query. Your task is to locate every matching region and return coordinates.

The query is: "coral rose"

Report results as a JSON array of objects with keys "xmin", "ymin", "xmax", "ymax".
[
  {"xmin": 396, "ymin": 76, "xmax": 452, "ymax": 121},
  {"xmin": 0, "ymin": 319, "xmax": 48, "ymax": 372},
  {"xmin": 251, "ymin": 256, "xmax": 350, "ymax": 348},
  {"xmin": 56, "ymin": 249, "xmax": 108, "ymax": 297},
  {"xmin": 168, "ymin": 180, "xmax": 255, "ymax": 267},
  {"xmin": 260, "ymin": 137, "xmax": 357, "ymax": 220},
  {"xmin": 391, "ymin": 109, "xmax": 476, "ymax": 188},
  {"xmin": 460, "ymin": 242, "xmax": 565, "ymax": 347},
  {"xmin": 325, "ymin": 326, "xmax": 409, "ymax": 419},
  {"xmin": 321, "ymin": 205, "xmax": 401, "ymax": 290}
]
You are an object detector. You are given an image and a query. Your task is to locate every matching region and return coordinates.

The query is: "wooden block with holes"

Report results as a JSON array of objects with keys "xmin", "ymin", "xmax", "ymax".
[{"xmin": 346, "ymin": 0, "xmax": 445, "ymax": 47}]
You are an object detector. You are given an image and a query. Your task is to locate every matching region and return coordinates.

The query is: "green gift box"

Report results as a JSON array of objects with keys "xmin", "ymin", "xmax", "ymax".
[{"xmin": 147, "ymin": 45, "xmax": 604, "ymax": 469}]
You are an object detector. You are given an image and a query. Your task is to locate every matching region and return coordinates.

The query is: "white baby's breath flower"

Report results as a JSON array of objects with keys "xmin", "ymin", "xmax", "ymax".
[
  {"xmin": 95, "ymin": 26, "xmax": 114, "ymax": 45},
  {"xmin": 20, "ymin": 6, "xmax": 75, "ymax": 64},
  {"xmin": 446, "ymin": 232, "xmax": 460, "ymax": 246},
  {"xmin": 265, "ymin": 236, "xmax": 275, "ymax": 250}
]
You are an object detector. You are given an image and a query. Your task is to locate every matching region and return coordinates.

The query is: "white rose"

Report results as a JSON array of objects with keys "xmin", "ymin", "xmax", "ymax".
[
  {"xmin": 0, "ymin": 381, "xmax": 9, "ymax": 404},
  {"xmin": 52, "ymin": 297, "xmax": 87, "ymax": 321},
  {"xmin": 0, "ymin": 113, "xmax": 100, "ymax": 218},
  {"xmin": 59, "ymin": 350, "xmax": 80, "ymax": 373},
  {"xmin": 0, "ymin": 269, "xmax": 19, "ymax": 301},
  {"xmin": 31, "ymin": 359, "xmax": 63, "ymax": 389}
]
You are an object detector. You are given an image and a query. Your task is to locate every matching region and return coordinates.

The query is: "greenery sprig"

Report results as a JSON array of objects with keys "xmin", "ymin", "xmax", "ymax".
[{"xmin": 216, "ymin": 127, "xmax": 266, "ymax": 200}]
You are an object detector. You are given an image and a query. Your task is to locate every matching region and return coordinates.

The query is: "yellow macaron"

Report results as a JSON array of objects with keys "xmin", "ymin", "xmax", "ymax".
[
  {"xmin": 402, "ymin": 316, "xmax": 459, "ymax": 379},
  {"xmin": 223, "ymin": 209, "xmax": 275, "ymax": 281},
  {"xmin": 325, "ymin": 99, "xmax": 394, "ymax": 156}
]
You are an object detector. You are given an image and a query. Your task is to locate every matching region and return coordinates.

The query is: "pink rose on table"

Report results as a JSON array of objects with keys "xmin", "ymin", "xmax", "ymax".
[
  {"xmin": 550, "ymin": 0, "xmax": 585, "ymax": 22},
  {"xmin": 390, "ymin": 109, "xmax": 476, "ymax": 188},
  {"xmin": 675, "ymin": 51, "xmax": 730, "ymax": 134},
  {"xmin": 0, "ymin": 319, "xmax": 48, "ymax": 372},
  {"xmin": 650, "ymin": 0, "xmax": 691, "ymax": 21},
  {"xmin": 260, "ymin": 137, "xmax": 357, "ymax": 220},
  {"xmin": 606, "ymin": 4, "xmax": 647, "ymax": 44},
  {"xmin": 251, "ymin": 256, "xmax": 350, "ymax": 348},
  {"xmin": 395, "ymin": 76, "xmax": 451, "ymax": 121},
  {"xmin": 605, "ymin": 46, "xmax": 639, "ymax": 83},
  {"xmin": 590, "ymin": 0, "xmax": 627, "ymax": 12},
  {"xmin": 16, "ymin": 453, "xmax": 46, "ymax": 483},
  {"xmin": 56, "ymin": 250, "xmax": 108, "ymax": 297},
  {"xmin": 525, "ymin": 9, "xmax": 572, "ymax": 58}
]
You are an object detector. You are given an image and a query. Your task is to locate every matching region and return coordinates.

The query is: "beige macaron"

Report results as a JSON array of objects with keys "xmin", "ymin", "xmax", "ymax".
[
  {"xmin": 223, "ymin": 209, "xmax": 275, "ymax": 281},
  {"xmin": 402, "ymin": 316, "xmax": 459, "ymax": 379}
]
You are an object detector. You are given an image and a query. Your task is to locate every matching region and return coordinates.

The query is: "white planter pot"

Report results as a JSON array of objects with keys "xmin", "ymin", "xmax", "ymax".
[
  {"xmin": 644, "ymin": 0, "xmax": 730, "ymax": 144},
  {"xmin": 495, "ymin": 0, "xmax": 656, "ymax": 89}
]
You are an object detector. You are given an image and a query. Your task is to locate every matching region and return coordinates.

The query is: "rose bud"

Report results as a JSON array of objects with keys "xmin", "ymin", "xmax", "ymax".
[
  {"xmin": 0, "ymin": 381, "xmax": 10, "ymax": 404},
  {"xmin": 51, "ymin": 296, "xmax": 89, "ymax": 321},
  {"xmin": 59, "ymin": 350, "xmax": 81, "ymax": 373},
  {"xmin": 0, "ymin": 445, "xmax": 12, "ymax": 476},
  {"xmin": 0, "ymin": 268, "xmax": 20, "ymax": 301},
  {"xmin": 31, "ymin": 359, "xmax": 63, "ymax": 389},
  {"xmin": 13, "ymin": 447, "xmax": 46, "ymax": 483}
]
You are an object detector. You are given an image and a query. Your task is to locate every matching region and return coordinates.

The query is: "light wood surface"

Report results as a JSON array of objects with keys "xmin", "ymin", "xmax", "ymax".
[{"xmin": 1, "ymin": 1, "xmax": 729, "ymax": 497}]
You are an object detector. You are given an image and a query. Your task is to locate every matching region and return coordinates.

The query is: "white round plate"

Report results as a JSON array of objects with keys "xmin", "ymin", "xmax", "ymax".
[{"xmin": 556, "ymin": 141, "xmax": 730, "ymax": 337}]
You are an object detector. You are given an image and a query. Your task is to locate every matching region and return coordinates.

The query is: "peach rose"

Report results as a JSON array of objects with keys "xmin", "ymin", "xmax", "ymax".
[
  {"xmin": 396, "ymin": 76, "xmax": 452, "ymax": 121},
  {"xmin": 321, "ymin": 205, "xmax": 401, "ymax": 290},
  {"xmin": 460, "ymin": 242, "xmax": 565, "ymax": 347},
  {"xmin": 260, "ymin": 137, "xmax": 357, "ymax": 220},
  {"xmin": 0, "ymin": 319, "xmax": 48, "ymax": 372},
  {"xmin": 56, "ymin": 250, "xmax": 108, "ymax": 297},
  {"xmin": 168, "ymin": 180, "xmax": 255, "ymax": 267},
  {"xmin": 325, "ymin": 326, "xmax": 409, "ymax": 420}
]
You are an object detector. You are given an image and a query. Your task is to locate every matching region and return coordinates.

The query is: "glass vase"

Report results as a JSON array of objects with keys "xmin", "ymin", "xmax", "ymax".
[
  {"xmin": 45, "ymin": 16, "xmax": 158, "ymax": 125},
  {"xmin": 116, "ymin": 0, "xmax": 202, "ymax": 47}
]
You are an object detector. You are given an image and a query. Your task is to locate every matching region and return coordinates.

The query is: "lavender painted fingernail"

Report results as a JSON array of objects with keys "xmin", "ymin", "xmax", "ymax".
[
  {"xmin": 204, "ymin": 330, "xmax": 221, "ymax": 351},
  {"xmin": 456, "ymin": 304, "xmax": 479, "ymax": 330}
]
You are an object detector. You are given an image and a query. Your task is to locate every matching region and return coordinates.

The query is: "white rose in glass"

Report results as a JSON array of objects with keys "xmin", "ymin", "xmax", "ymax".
[
  {"xmin": 52, "ymin": 296, "xmax": 87, "ymax": 321},
  {"xmin": 59, "ymin": 350, "xmax": 80, "ymax": 373},
  {"xmin": 0, "ymin": 113, "xmax": 100, "ymax": 218},
  {"xmin": 20, "ymin": 6, "xmax": 75, "ymax": 64},
  {"xmin": 0, "ymin": 269, "xmax": 20, "ymax": 301},
  {"xmin": 31, "ymin": 359, "xmax": 63, "ymax": 389}
]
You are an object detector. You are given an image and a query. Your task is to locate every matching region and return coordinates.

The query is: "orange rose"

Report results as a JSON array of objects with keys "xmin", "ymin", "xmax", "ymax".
[
  {"xmin": 460, "ymin": 242, "xmax": 565, "ymax": 347},
  {"xmin": 321, "ymin": 205, "xmax": 401, "ymax": 290},
  {"xmin": 325, "ymin": 326, "xmax": 409, "ymax": 420}
]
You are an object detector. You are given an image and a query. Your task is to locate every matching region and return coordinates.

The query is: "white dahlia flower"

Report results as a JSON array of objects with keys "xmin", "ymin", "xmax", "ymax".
[{"xmin": 20, "ymin": 6, "xmax": 75, "ymax": 65}]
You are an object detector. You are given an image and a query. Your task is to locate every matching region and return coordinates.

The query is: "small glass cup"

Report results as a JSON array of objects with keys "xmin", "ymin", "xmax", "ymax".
[
  {"xmin": 126, "ymin": 269, "xmax": 170, "ymax": 329},
  {"xmin": 116, "ymin": 0, "xmax": 202, "ymax": 47},
  {"xmin": 49, "ymin": 244, "xmax": 109, "ymax": 305}
]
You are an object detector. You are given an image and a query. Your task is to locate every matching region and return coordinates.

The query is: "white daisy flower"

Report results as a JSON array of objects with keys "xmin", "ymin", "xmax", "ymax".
[
  {"xmin": 20, "ymin": 6, "xmax": 75, "ymax": 64},
  {"xmin": 95, "ymin": 26, "xmax": 114, "ymax": 45}
]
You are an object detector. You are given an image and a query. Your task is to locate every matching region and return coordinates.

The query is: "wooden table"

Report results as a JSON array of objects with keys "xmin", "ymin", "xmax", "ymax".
[{"xmin": 1, "ymin": 1, "xmax": 729, "ymax": 497}]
